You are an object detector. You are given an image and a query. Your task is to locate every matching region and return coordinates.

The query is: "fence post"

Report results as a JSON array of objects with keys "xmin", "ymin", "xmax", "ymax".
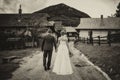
[
  {"xmin": 83, "ymin": 38, "xmax": 85, "ymax": 43},
  {"xmin": 87, "ymin": 38, "xmax": 88, "ymax": 44},
  {"xmin": 91, "ymin": 37, "xmax": 93, "ymax": 45},
  {"xmin": 98, "ymin": 36, "xmax": 101, "ymax": 46},
  {"xmin": 107, "ymin": 31, "xmax": 111, "ymax": 46},
  {"xmin": 89, "ymin": 30, "xmax": 93, "ymax": 45},
  {"xmin": 108, "ymin": 39, "xmax": 111, "ymax": 46}
]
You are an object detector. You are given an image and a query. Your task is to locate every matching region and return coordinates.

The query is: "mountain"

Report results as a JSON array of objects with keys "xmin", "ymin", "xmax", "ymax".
[{"xmin": 34, "ymin": 3, "xmax": 90, "ymax": 26}]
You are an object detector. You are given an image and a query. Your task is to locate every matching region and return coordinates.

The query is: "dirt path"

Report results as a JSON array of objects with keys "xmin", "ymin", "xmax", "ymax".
[{"xmin": 9, "ymin": 42, "xmax": 111, "ymax": 80}]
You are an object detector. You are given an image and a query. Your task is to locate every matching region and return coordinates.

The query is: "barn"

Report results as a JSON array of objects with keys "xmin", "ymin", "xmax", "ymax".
[{"xmin": 75, "ymin": 15, "xmax": 120, "ymax": 43}]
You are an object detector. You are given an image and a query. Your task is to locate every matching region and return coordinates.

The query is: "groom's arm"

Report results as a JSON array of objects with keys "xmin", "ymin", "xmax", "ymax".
[
  {"xmin": 53, "ymin": 37, "xmax": 57, "ymax": 50},
  {"xmin": 41, "ymin": 37, "xmax": 45, "ymax": 51}
]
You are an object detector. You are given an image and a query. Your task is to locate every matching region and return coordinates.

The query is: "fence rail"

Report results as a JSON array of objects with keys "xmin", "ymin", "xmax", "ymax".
[{"xmin": 79, "ymin": 35, "xmax": 111, "ymax": 46}]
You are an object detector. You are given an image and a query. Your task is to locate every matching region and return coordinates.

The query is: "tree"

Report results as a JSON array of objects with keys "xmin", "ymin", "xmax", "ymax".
[{"xmin": 116, "ymin": 2, "xmax": 120, "ymax": 17}]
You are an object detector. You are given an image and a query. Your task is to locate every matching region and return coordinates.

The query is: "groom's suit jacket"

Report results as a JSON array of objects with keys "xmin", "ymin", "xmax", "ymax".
[{"xmin": 41, "ymin": 34, "xmax": 57, "ymax": 51}]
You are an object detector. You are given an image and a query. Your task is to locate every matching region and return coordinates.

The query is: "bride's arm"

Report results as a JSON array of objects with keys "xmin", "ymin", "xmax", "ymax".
[
  {"xmin": 66, "ymin": 41, "xmax": 70, "ymax": 51},
  {"xmin": 66, "ymin": 41, "xmax": 73, "ymax": 57},
  {"xmin": 57, "ymin": 38, "xmax": 60, "ymax": 47},
  {"xmin": 66, "ymin": 38, "xmax": 72, "ymax": 55}
]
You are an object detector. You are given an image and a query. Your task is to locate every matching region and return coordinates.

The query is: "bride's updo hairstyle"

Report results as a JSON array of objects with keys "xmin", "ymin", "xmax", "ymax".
[
  {"xmin": 47, "ymin": 29, "xmax": 52, "ymax": 33},
  {"xmin": 60, "ymin": 29, "xmax": 66, "ymax": 36}
]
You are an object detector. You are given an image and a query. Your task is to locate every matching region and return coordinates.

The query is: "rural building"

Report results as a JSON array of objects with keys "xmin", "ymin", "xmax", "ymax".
[
  {"xmin": 0, "ymin": 5, "xmax": 51, "ymax": 50},
  {"xmin": 65, "ymin": 27, "xmax": 78, "ymax": 40},
  {"xmin": 75, "ymin": 15, "xmax": 120, "ymax": 41}
]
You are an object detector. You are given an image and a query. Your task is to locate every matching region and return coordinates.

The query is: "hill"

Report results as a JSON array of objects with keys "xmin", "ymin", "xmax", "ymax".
[{"xmin": 34, "ymin": 3, "xmax": 90, "ymax": 26}]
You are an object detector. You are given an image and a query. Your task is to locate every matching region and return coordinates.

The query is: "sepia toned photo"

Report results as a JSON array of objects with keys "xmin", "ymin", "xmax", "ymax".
[{"xmin": 0, "ymin": 0, "xmax": 120, "ymax": 80}]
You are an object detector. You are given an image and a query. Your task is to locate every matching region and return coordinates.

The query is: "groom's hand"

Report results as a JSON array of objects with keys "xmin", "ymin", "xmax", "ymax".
[
  {"xmin": 55, "ymin": 48, "xmax": 58, "ymax": 53},
  {"xmin": 41, "ymin": 48, "xmax": 43, "ymax": 52}
]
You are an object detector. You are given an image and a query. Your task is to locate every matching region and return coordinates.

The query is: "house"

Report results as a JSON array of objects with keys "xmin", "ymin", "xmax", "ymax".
[
  {"xmin": 64, "ymin": 27, "xmax": 78, "ymax": 40},
  {"xmin": 75, "ymin": 15, "xmax": 120, "ymax": 40},
  {"xmin": 0, "ymin": 5, "xmax": 50, "ymax": 49}
]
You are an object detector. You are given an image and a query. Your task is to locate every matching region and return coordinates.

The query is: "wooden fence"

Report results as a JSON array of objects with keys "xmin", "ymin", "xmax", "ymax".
[
  {"xmin": 0, "ymin": 36, "xmax": 41, "ymax": 50},
  {"xmin": 92, "ymin": 36, "xmax": 111, "ymax": 46},
  {"xmin": 79, "ymin": 35, "xmax": 111, "ymax": 46}
]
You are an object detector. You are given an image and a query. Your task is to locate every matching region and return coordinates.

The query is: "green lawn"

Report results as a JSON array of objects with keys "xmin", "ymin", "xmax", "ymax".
[{"xmin": 75, "ymin": 42, "xmax": 120, "ymax": 80}]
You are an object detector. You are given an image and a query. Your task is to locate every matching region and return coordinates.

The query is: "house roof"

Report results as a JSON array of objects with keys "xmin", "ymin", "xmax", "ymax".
[
  {"xmin": 76, "ymin": 17, "xmax": 120, "ymax": 30},
  {"xmin": 0, "ymin": 13, "xmax": 50, "ymax": 28},
  {"xmin": 64, "ymin": 27, "xmax": 77, "ymax": 32}
]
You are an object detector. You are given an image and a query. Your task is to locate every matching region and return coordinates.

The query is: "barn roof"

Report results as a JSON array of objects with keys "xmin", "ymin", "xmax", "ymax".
[
  {"xmin": 0, "ymin": 13, "xmax": 50, "ymax": 28},
  {"xmin": 65, "ymin": 27, "xmax": 77, "ymax": 32},
  {"xmin": 76, "ymin": 17, "xmax": 120, "ymax": 30}
]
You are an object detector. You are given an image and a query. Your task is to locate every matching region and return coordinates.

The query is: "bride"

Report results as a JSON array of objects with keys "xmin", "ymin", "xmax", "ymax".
[{"xmin": 52, "ymin": 29, "xmax": 73, "ymax": 75}]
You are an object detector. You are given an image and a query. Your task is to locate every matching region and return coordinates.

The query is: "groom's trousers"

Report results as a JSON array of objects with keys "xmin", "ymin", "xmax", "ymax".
[{"xmin": 43, "ymin": 50, "xmax": 53, "ymax": 68}]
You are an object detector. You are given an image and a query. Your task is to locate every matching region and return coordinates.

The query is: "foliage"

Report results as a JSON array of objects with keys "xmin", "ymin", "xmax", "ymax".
[{"xmin": 115, "ymin": 2, "xmax": 120, "ymax": 17}]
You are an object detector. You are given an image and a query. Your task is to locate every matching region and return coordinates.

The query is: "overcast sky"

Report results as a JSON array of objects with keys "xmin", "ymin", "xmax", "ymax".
[{"xmin": 0, "ymin": 0, "xmax": 120, "ymax": 18}]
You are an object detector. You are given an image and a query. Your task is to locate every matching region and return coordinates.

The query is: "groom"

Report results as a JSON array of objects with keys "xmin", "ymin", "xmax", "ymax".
[{"xmin": 41, "ymin": 29, "xmax": 57, "ymax": 71}]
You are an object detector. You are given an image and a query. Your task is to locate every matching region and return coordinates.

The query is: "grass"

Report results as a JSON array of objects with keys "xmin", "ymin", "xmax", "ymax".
[{"xmin": 75, "ymin": 42, "xmax": 120, "ymax": 80}]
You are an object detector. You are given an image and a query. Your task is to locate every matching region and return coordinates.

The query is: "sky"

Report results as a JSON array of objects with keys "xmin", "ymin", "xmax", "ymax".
[{"xmin": 0, "ymin": 0, "xmax": 120, "ymax": 18}]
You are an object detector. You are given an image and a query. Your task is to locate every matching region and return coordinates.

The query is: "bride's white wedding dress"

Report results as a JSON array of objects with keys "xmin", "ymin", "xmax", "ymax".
[{"xmin": 52, "ymin": 35, "xmax": 73, "ymax": 75}]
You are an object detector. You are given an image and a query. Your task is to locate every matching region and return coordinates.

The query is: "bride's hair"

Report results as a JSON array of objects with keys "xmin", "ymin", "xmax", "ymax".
[
  {"xmin": 47, "ymin": 29, "xmax": 52, "ymax": 33},
  {"xmin": 60, "ymin": 29, "xmax": 66, "ymax": 36}
]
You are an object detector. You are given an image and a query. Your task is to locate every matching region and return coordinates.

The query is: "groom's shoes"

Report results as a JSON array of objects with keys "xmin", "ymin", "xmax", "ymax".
[
  {"xmin": 44, "ymin": 66, "xmax": 47, "ymax": 71},
  {"xmin": 47, "ymin": 67, "xmax": 50, "ymax": 70},
  {"xmin": 44, "ymin": 66, "xmax": 51, "ymax": 71}
]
